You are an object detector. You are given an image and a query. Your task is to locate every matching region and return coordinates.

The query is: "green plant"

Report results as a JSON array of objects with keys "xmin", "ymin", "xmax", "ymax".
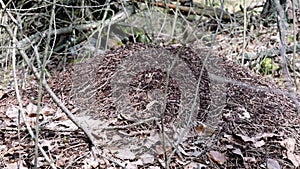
[{"xmin": 258, "ymin": 57, "xmax": 280, "ymax": 75}]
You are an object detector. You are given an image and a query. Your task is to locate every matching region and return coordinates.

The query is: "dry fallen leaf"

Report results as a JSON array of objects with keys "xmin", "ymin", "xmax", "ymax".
[
  {"xmin": 236, "ymin": 134, "xmax": 255, "ymax": 143},
  {"xmin": 266, "ymin": 158, "xmax": 280, "ymax": 169},
  {"xmin": 254, "ymin": 140, "xmax": 265, "ymax": 148},
  {"xmin": 26, "ymin": 103, "xmax": 38, "ymax": 117},
  {"xmin": 5, "ymin": 162, "xmax": 27, "ymax": 169},
  {"xmin": 255, "ymin": 133, "xmax": 282, "ymax": 140},
  {"xmin": 195, "ymin": 124, "xmax": 215, "ymax": 136},
  {"xmin": 208, "ymin": 150, "xmax": 226, "ymax": 165},
  {"xmin": 40, "ymin": 140, "xmax": 55, "ymax": 152},
  {"xmin": 5, "ymin": 106, "xmax": 20, "ymax": 121},
  {"xmin": 31, "ymin": 157, "xmax": 45, "ymax": 168},
  {"xmin": 125, "ymin": 159, "xmax": 143, "ymax": 169},
  {"xmin": 115, "ymin": 148, "xmax": 136, "ymax": 160},
  {"xmin": 41, "ymin": 106, "xmax": 55, "ymax": 116},
  {"xmin": 45, "ymin": 120, "xmax": 78, "ymax": 131},
  {"xmin": 286, "ymin": 152, "xmax": 300, "ymax": 167},
  {"xmin": 237, "ymin": 107, "xmax": 250, "ymax": 119},
  {"xmin": 244, "ymin": 157, "xmax": 256, "ymax": 163},
  {"xmin": 279, "ymin": 138, "xmax": 300, "ymax": 167},
  {"xmin": 280, "ymin": 138, "xmax": 296, "ymax": 153},
  {"xmin": 141, "ymin": 154, "xmax": 155, "ymax": 164},
  {"xmin": 83, "ymin": 158, "xmax": 99, "ymax": 169},
  {"xmin": 0, "ymin": 89, "xmax": 6, "ymax": 100},
  {"xmin": 184, "ymin": 161, "xmax": 207, "ymax": 169},
  {"xmin": 56, "ymin": 155, "xmax": 67, "ymax": 167},
  {"xmin": 232, "ymin": 148, "xmax": 243, "ymax": 158},
  {"xmin": 144, "ymin": 132, "xmax": 160, "ymax": 149}
]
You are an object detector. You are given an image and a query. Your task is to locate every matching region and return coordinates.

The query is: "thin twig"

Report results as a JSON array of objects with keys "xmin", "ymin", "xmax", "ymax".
[
  {"xmin": 9, "ymin": 17, "xmax": 57, "ymax": 169},
  {"xmin": 2, "ymin": 21, "xmax": 94, "ymax": 140},
  {"xmin": 104, "ymin": 117, "xmax": 158, "ymax": 130}
]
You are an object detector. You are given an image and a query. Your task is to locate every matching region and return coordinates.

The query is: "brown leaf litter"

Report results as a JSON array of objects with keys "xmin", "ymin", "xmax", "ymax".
[{"xmin": 0, "ymin": 43, "xmax": 299, "ymax": 168}]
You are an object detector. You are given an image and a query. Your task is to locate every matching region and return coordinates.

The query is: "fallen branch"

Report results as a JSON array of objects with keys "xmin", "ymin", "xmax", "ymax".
[
  {"xmin": 132, "ymin": 0, "xmax": 233, "ymax": 21},
  {"xmin": 18, "ymin": 10, "xmax": 128, "ymax": 52},
  {"xmin": 244, "ymin": 43, "xmax": 300, "ymax": 61}
]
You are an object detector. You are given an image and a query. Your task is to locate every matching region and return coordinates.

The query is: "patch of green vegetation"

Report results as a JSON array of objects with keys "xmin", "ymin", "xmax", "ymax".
[
  {"xmin": 136, "ymin": 32, "xmax": 151, "ymax": 44},
  {"xmin": 170, "ymin": 39, "xmax": 179, "ymax": 44},
  {"xmin": 258, "ymin": 57, "xmax": 280, "ymax": 75},
  {"xmin": 69, "ymin": 58, "xmax": 83, "ymax": 64},
  {"xmin": 113, "ymin": 24, "xmax": 151, "ymax": 44},
  {"xmin": 0, "ymin": 68, "xmax": 11, "ymax": 87},
  {"xmin": 289, "ymin": 35, "xmax": 295, "ymax": 42},
  {"xmin": 116, "ymin": 41, "xmax": 123, "ymax": 46}
]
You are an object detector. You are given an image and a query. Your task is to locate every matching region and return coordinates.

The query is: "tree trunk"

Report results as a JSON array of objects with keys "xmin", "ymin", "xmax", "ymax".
[{"xmin": 261, "ymin": 0, "xmax": 299, "ymax": 21}]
